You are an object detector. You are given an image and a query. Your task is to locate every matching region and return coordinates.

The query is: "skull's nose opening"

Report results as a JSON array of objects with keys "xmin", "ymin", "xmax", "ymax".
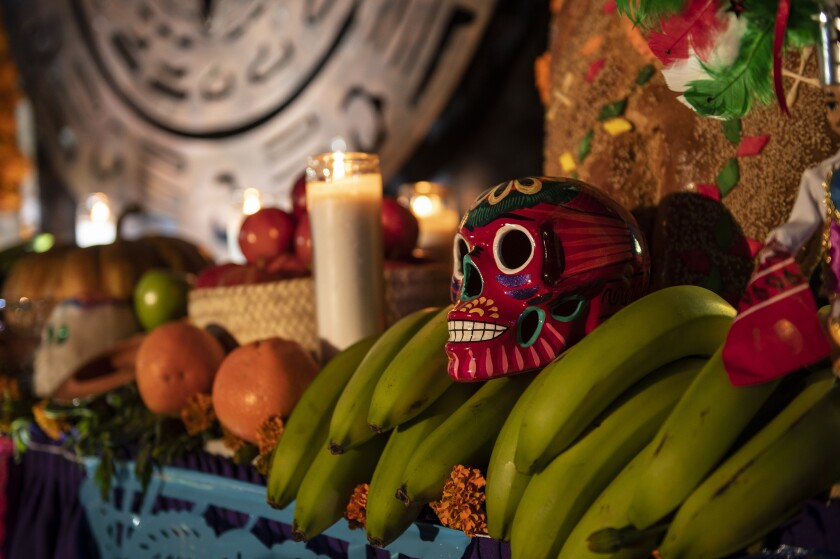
[{"xmin": 461, "ymin": 257, "xmax": 483, "ymax": 300}]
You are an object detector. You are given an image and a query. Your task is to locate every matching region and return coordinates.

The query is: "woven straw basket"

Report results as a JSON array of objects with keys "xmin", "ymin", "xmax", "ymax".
[{"xmin": 188, "ymin": 262, "xmax": 452, "ymax": 356}]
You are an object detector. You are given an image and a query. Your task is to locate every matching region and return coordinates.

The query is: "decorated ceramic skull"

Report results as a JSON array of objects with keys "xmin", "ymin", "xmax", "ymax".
[{"xmin": 446, "ymin": 177, "xmax": 649, "ymax": 381}]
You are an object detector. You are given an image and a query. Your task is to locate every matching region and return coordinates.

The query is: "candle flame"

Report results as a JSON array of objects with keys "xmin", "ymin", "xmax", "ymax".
[
  {"xmin": 412, "ymin": 194, "xmax": 435, "ymax": 217},
  {"xmin": 242, "ymin": 188, "xmax": 262, "ymax": 215},
  {"xmin": 90, "ymin": 198, "xmax": 111, "ymax": 223},
  {"xmin": 332, "ymin": 151, "xmax": 346, "ymax": 181}
]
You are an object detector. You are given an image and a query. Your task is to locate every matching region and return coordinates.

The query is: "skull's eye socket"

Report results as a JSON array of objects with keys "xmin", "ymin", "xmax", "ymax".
[
  {"xmin": 453, "ymin": 234, "xmax": 470, "ymax": 280},
  {"xmin": 493, "ymin": 224, "xmax": 534, "ymax": 274}
]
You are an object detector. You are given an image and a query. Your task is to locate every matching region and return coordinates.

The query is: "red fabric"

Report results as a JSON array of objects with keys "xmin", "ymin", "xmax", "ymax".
[
  {"xmin": 772, "ymin": 0, "xmax": 791, "ymax": 115},
  {"xmin": 736, "ymin": 135, "xmax": 771, "ymax": 157},
  {"xmin": 695, "ymin": 183, "xmax": 721, "ymax": 201},
  {"xmin": 585, "ymin": 59, "xmax": 606, "ymax": 83},
  {"xmin": 723, "ymin": 253, "xmax": 830, "ymax": 386},
  {"xmin": 746, "ymin": 238, "xmax": 763, "ymax": 258}
]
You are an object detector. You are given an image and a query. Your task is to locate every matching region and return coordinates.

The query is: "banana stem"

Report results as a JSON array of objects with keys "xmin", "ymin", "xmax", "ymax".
[{"xmin": 587, "ymin": 524, "xmax": 668, "ymax": 553}]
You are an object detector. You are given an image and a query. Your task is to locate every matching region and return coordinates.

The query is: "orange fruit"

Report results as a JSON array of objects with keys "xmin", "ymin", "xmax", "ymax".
[
  {"xmin": 135, "ymin": 321, "xmax": 225, "ymax": 415},
  {"xmin": 212, "ymin": 337, "xmax": 319, "ymax": 444}
]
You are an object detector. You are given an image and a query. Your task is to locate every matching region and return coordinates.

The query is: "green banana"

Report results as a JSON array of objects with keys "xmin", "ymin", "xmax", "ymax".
[
  {"xmin": 627, "ymin": 353, "xmax": 833, "ymax": 529},
  {"xmin": 367, "ymin": 305, "xmax": 454, "ymax": 433},
  {"xmin": 659, "ymin": 381, "xmax": 840, "ymax": 559},
  {"xmin": 365, "ymin": 381, "xmax": 479, "ymax": 548},
  {"xmin": 484, "ymin": 369, "xmax": 539, "ymax": 541},
  {"xmin": 292, "ymin": 433, "xmax": 388, "ymax": 541},
  {"xmin": 510, "ymin": 357, "xmax": 705, "ymax": 559},
  {"xmin": 266, "ymin": 335, "xmax": 378, "ymax": 509},
  {"xmin": 515, "ymin": 285, "xmax": 734, "ymax": 474},
  {"xmin": 397, "ymin": 372, "xmax": 537, "ymax": 507},
  {"xmin": 328, "ymin": 307, "xmax": 438, "ymax": 453},
  {"xmin": 557, "ymin": 444, "xmax": 656, "ymax": 559}
]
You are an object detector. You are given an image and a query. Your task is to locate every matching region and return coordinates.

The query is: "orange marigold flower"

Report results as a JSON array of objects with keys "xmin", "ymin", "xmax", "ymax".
[
  {"xmin": 31, "ymin": 400, "xmax": 70, "ymax": 441},
  {"xmin": 344, "ymin": 483, "xmax": 369, "ymax": 530},
  {"xmin": 180, "ymin": 393, "xmax": 216, "ymax": 436},
  {"xmin": 254, "ymin": 452, "xmax": 271, "ymax": 476},
  {"xmin": 256, "ymin": 414, "xmax": 285, "ymax": 456},
  {"xmin": 222, "ymin": 428, "xmax": 246, "ymax": 453},
  {"xmin": 431, "ymin": 465, "xmax": 488, "ymax": 537}
]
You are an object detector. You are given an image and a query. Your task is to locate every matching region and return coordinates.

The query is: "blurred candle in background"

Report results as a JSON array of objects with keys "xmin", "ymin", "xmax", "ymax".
[
  {"xmin": 398, "ymin": 181, "xmax": 460, "ymax": 259},
  {"xmin": 306, "ymin": 151, "xmax": 385, "ymax": 361},
  {"xmin": 75, "ymin": 192, "xmax": 116, "ymax": 248},
  {"xmin": 227, "ymin": 187, "xmax": 263, "ymax": 262}
]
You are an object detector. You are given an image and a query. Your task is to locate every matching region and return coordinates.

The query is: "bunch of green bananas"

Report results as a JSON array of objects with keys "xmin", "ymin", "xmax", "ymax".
[
  {"xmin": 490, "ymin": 285, "xmax": 840, "ymax": 559},
  {"xmin": 266, "ymin": 285, "xmax": 840, "ymax": 558},
  {"xmin": 267, "ymin": 303, "xmax": 522, "ymax": 544}
]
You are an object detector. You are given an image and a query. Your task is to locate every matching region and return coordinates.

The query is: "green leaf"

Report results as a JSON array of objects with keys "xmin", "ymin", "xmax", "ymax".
[
  {"xmin": 615, "ymin": 0, "xmax": 685, "ymax": 26},
  {"xmin": 598, "ymin": 98, "xmax": 628, "ymax": 121},
  {"xmin": 234, "ymin": 443, "xmax": 260, "ymax": 464},
  {"xmin": 96, "ymin": 449, "xmax": 115, "ymax": 502},
  {"xmin": 635, "ymin": 64, "xmax": 656, "ymax": 85},
  {"xmin": 722, "ymin": 119, "xmax": 742, "ymax": 145},
  {"xmin": 578, "ymin": 129, "xmax": 595, "ymax": 163},
  {"xmin": 717, "ymin": 158, "xmax": 740, "ymax": 196},
  {"xmin": 684, "ymin": 21, "xmax": 774, "ymax": 119}
]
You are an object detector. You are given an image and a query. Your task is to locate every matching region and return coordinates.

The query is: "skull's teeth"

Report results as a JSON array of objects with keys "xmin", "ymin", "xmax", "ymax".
[{"xmin": 447, "ymin": 320, "xmax": 507, "ymax": 343}]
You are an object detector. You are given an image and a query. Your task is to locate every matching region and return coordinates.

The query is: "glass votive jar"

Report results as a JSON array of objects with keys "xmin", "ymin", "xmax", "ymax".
[{"xmin": 306, "ymin": 151, "xmax": 385, "ymax": 361}]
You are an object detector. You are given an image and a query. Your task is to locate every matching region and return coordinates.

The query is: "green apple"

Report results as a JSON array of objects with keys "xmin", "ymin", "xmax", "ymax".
[{"xmin": 133, "ymin": 268, "xmax": 191, "ymax": 331}]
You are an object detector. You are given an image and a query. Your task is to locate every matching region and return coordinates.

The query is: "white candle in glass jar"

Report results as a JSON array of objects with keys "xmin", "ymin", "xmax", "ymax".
[{"xmin": 306, "ymin": 152, "xmax": 385, "ymax": 360}]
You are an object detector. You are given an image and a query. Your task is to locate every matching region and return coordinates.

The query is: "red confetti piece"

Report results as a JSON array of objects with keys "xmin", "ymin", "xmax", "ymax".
[
  {"xmin": 694, "ymin": 183, "xmax": 720, "ymax": 201},
  {"xmin": 585, "ymin": 59, "xmax": 606, "ymax": 83},
  {"xmin": 735, "ymin": 135, "xmax": 770, "ymax": 157},
  {"xmin": 679, "ymin": 249, "xmax": 711, "ymax": 276},
  {"xmin": 602, "ymin": 0, "xmax": 617, "ymax": 13}
]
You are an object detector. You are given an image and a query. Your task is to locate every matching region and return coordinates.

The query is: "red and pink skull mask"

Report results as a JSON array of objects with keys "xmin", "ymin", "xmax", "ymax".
[{"xmin": 446, "ymin": 177, "xmax": 650, "ymax": 381}]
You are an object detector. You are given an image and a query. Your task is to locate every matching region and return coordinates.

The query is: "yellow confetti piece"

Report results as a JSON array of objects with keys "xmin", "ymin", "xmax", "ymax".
[
  {"xmin": 580, "ymin": 35, "xmax": 604, "ymax": 56},
  {"xmin": 559, "ymin": 152, "xmax": 577, "ymax": 172},
  {"xmin": 602, "ymin": 117, "xmax": 633, "ymax": 136}
]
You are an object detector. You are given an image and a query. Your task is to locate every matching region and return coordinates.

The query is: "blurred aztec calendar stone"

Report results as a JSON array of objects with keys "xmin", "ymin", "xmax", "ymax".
[{"xmin": 3, "ymin": 0, "xmax": 495, "ymax": 257}]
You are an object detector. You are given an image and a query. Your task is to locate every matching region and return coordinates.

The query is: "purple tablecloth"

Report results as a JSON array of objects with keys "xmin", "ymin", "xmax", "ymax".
[
  {"xmin": 2, "ymin": 430, "xmax": 510, "ymax": 559},
  {"xmin": 3, "ymin": 429, "xmax": 838, "ymax": 559}
]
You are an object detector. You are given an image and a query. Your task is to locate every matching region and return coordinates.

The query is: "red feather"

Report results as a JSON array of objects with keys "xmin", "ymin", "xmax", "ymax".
[{"xmin": 648, "ymin": 0, "xmax": 727, "ymax": 65}]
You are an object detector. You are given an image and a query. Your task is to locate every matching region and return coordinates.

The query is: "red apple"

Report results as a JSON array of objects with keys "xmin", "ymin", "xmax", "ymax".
[
  {"xmin": 293, "ymin": 213, "xmax": 313, "ymax": 267},
  {"xmin": 217, "ymin": 263, "xmax": 278, "ymax": 287},
  {"xmin": 195, "ymin": 263, "xmax": 240, "ymax": 289},
  {"xmin": 238, "ymin": 207, "xmax": 295, "ymax": 264},
  {"xmin": 290, "ymin": 173, "xmax": 308, "ymax": 220},
  {"xmin": 266, "ymin": 252, "xmax": 310, "ymax": 277},
  {"xmin": 381, "ymin": 197, "xmax": 419, "ymax": 260}
]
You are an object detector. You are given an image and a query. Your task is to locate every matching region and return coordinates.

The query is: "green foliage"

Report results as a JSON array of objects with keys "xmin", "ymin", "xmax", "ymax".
[
  {"xmin": 615, "ymin": 0, "xmax": 685, "ymax": 26},
  {"xmin": 34, "ymin": 384, "xmax": 232, "ymax": 501}
]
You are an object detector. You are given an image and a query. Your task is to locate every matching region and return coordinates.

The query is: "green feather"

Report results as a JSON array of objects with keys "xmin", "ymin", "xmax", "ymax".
[
  {"xmin": 785, "ymin": 0, "xmax": 819, "ymax": 48},
  {"xmin": 615, "ymin": 0, "xmax": 685, "ymax": 26},
  {"xmin": 683, "ymin": 20, "xmax": 774, "ymax": 119},
  {"xmin": 742, "ymin": 0, "xmax": 818, "ymax": 48}
]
